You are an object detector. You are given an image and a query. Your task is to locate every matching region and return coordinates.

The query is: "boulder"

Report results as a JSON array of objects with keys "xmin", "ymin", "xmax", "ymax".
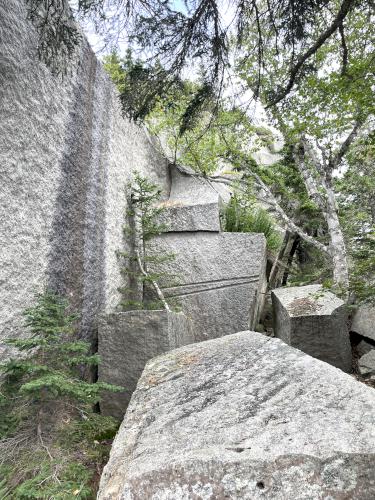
[
  {"xmin": 158, "ymin": 167, "xmax": 223, "ymax": 232},
  {"xmin": 98, "ymin": 310, "xmax": 193, "ymax": 418},
  {"xmin": 147, "ymin": 232, "xmax": 267, "ymax": 341},
  {"xmin": 359, "ymin": 350, "xmax": 375, "ymax": 379},
  {"xmin": 158, "ymin": 201, "xmax": 221, "ymax": 232},
  {"xmin": 272, "ymin": 285, "xmax": 351, "ymax": 372},
  {"xmin": 357, "ymin": 339, "xmax": 375, "ymax": 358},
  {"xmin": 351, "ymin": 305, "xmax": 375, "ymax": 342},
  {"xmin": 98, "ymin": 331, "xmax": 375, "ymax": 499}
]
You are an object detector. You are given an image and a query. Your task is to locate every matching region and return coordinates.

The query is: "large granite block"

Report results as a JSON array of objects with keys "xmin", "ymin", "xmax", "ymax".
[
  {"xmin": 158, "ymin": 201, "xmax": 221, "ymax": 232},
  {"xmin": 359, "ymin": 350, "xmax": 375, "ymax": 379},
  {"xmin": 98, "ymin": 310, "xmax": 193, "ymax": 418},
  {"xmin": 99, "ymin": 331, "xmax": 375, "ymax": 499},
  {"xmin": 147, "ymin": 232, "xmax": 267, "ymax": 341},
  {"xmin": 157, "ymin": 166, "xmax": 222, "ymax": 232},
  {"xmin": 0, "ymin": 0, "xmax": 169, "ymax": 352},
  {"xmin": 272, "ymin": 284, "xmax": 351, "ymax": 372},
  {"xmin": 351, "ymin": 305, "xmax": 375, "ymax": 342}
]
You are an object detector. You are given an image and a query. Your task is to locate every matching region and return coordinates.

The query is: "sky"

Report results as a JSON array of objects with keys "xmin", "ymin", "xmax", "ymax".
[{"xmin": 68, "ymin": 0, "xmax": 282, "ymax": 150}]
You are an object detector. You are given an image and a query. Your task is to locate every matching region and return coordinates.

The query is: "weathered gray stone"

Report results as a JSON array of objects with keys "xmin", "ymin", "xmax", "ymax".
[
  {"xmin": 98, "ymin": 310, "xmax": 193, "ymax": 418},
  {"xmin": 0, "ymin": 0, "xmax": 169, "ymax": 351},
  {"xmin": 98, "ymin": 331, "xmax": 375, "ymax": 499},
  {"xmin": 359, "ymin": 350, "xmax": 375, "ymax": 379},
  {"xmin": 147, "ymin": 232, "xmax": 267, "ymax": 341},
  {"xmin": 158, "ymin": 201, "xmax": 221, "ymax": 232},
  {"xmin": 272, "ymin": 285, "xmax": 351, "ymax": 372},
  {"xmin": 168, "ymin": 166, "xmax": 220, "ymax": 205},
  {"xmin": 357, "ymin": 339, "xmax": 375, "ymax": 358},
  {"xmin": 351, "ymin": 306, "xmax": 375, "ymax": 342},
  {"xmin": 157, "ymin": 166, "xmax": 222, "ymax": 232}
]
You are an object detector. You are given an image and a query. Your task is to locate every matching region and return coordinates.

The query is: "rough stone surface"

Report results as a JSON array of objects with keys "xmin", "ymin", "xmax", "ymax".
[
  {"xmin": 158, "ymin": 202, "xmax": 221, "ymax": 232},
  {"xmin": 272, "ymin": 285, "xmax": 351, "ymax": 372},
  {"xmin": 351, "ymin": 306, "xmax": 375, "ymax": 342},
  {"xmin": 98, "ymin": 310, "xmax": 194, "ymax": 418},
  {"xmin": 0, "ymin": 1, "xmax": 169, "ymax": 353},
  {"xmin": 158, "ymin": 167, "xmax": 222, "ymax": 232},
  {"xmin": 359, "ymin": 350, "xmax": 375, "ymax": 379},
  {"xmin": 98, "ymin": 331, "xmax": 375, "ymax": 499},
  {"xmin": 147, "ymin": 232, "xmax": 267, "ymax": 341},
  {"xmin": 357, "ymin": 339, "xmax": 375, "ymax": 358}
]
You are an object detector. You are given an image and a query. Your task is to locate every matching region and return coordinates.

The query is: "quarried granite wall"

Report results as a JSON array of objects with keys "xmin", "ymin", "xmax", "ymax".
[{"xmin": 0, "ymin": 0, "xmax": 169, "ymax": 354}]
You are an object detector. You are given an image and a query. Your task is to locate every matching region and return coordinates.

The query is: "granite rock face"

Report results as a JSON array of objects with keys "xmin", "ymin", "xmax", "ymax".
[
  {"xmin": 359, "ymin": 350, "xmax": 375, "ymax": 379},
  {"xmin": 351, "ymin": 306, "xmax": 375, "ymax": 342},
  {"xmin": 357, "ymin": 339, "xmax": 375, "ymax": 358},
  {"xmin": 98, "ymin": 310, "xmax": 193, "ymax": 418},
  {"xmin": 272, "ymin": 285, "xmax": 351, "ymax": 372},
  {"xmin": 0, "ymin": 0, "xmax": 169, "ymax": 353},
  {"xmin": 147, "ymin": 232, "xmax": 267, "ymax": 341},
  {"xmin": 158, "ymin": 167, "xmax": 222, "ymax": 232},
  {"xmin": 98, "ymin": 331, "xmax": 375, "ymax": 499}
]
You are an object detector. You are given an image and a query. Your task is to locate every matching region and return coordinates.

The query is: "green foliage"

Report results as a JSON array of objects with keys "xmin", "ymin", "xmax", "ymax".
[
  {"xmin": 128, "ymin": 172, "xmax": 167, "ymax": 242},
  {"xmin": 1, "ymin": 292, "xmax": 121, "ymax": 408},
  {"xmin": 234, "ymin": 0, "xmax": 374, "ymax": 295},
  {"xmin": 118, "ymin": 172, "xmax": 177, "ymax": 310},
  {"xmin": 336, "ymin": 134, "xmax": 375, "ymax": 303},
  {"xmin": 77, "ymin": 0, "xmax": 371, "ymax": 117},
  {"xmin": 11, "ymin": 460, "xmax": 92, "ymax": 499},
  {"xmin": 103, "ymin": 50, "xmax": 183, "ymax": 122},
  {"xmin": 259, "ymin": 147, "xmax": 326, "ymax": 235},
  {"xmin": 0, "ymin": 413, "xmax": 120, "ymax": 499},
  {"xmin": 223, "ymin": 193, "xmax": 282, "ymax": 252},
  {"xmin": 103, "ymin": 52, "xmax": 259, "ymax": 175},
  {"xmin": 0, "ymin": 292, "xmax": 122, "ymax": 498}
]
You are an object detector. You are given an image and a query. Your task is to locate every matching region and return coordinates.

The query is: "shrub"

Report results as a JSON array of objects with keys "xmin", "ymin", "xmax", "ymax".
[
  {"xmin": 0, "ymin": 292, "xmax": 122, "ymax": 498},
  {"xmin": 224, "ymin": 194, "xmax": 281, "ymax": 252}
]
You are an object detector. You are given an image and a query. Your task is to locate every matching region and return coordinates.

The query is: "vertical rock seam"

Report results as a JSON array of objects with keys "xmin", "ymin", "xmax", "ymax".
[{"xmin": 48, "ymin": 43, "xmax": 109, "ymax": 341}]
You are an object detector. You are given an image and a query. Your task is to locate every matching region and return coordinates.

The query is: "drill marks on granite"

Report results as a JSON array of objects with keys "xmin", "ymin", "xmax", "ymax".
[{"xmin": 163, "ymin": 275, "xmax": 261, "ymax": 298}]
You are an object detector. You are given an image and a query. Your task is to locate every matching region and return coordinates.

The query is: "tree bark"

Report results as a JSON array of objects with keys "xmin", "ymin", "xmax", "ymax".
[
  {"xmin": 324, "ymin": 187, "xmax": 350, "ymax": 290},
  {"xmin": 295, "ymin": 138, "xmax": 350, "ymax": 292}
]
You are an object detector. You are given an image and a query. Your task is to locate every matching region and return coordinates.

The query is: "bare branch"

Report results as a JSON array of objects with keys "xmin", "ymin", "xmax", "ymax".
[
  {"xmin": 293, "ymin": 137, "xmax": 326, "ymax": 209},
  {"xmin": 339, "ymin": 21, "xmax": 348, "ymax": 76},
  {"xmin": 207, "ymin": 173, "xmax": 329, "ymax": 255},
  {"xmin": 135, "ymin": 250, "xmax": 171, "ymax": 312},
  {"xmin": 266, "ymin": 0, "xmax": 356, "ymax": 108},
  {"xmin": 328, "ymin": 117, "xmax": 365, "ymax": 172}
]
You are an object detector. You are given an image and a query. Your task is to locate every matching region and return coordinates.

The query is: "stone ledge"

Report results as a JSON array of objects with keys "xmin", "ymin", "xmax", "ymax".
[
  {"xmin": 99, "ymin": 331, "xmax": 375, "ymax": 499},
  {"xmin": 98, "ymin": 310, "xmax": 194, "ymax": 418},
  {"xmin": 272, "ymin": 285, "xmax": 351, "ymax": 372}
]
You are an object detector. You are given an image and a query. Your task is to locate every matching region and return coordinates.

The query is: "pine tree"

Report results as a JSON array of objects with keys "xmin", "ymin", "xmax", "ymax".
[
  {"xmin": 0, "ymin": 291, "xmax": 122, "ymax": 497},
  {"xmin": 118, "ymin": 172, "xmax": 176, "ymax": 311},
  {"xmin": 1, "ymin": 292, "xmax": 119, "ymax": 414},
  {"xmin": 0, "ymin": 292, "xmax": 121, "ymax": 458}
]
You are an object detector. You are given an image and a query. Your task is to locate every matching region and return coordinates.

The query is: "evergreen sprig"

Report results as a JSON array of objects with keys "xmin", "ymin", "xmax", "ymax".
[
  {"xmin": 0, "ymin": 291, "xmax": 122, "ymax": 422},
  {"xmin": 118, "ymin": 172, "xmax": 177, "ymax": 311}
]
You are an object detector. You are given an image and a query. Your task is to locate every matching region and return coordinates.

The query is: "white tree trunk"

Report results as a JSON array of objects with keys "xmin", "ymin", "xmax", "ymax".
[
  {"xmin": 295, "ymin": 140, "xmax": 350, "ymax": 292},
  {"xmin": 324, "ymin": 188, "xmax": 349, "ymax": 291}
]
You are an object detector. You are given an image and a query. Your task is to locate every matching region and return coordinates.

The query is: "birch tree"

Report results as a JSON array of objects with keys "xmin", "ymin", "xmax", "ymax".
[{"xmin": 237, "ymin": 2, "xmax": 374, "ymax": 295}]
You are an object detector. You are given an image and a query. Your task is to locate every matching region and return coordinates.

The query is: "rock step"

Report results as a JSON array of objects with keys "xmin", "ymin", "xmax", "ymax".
[
  {"xmin": 272, "ymin": 284, "xmax": 351, "ymax": 372},
  {"xmin": 98, "ymin": 331, "xmax": 375, "ymax": 499}
]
